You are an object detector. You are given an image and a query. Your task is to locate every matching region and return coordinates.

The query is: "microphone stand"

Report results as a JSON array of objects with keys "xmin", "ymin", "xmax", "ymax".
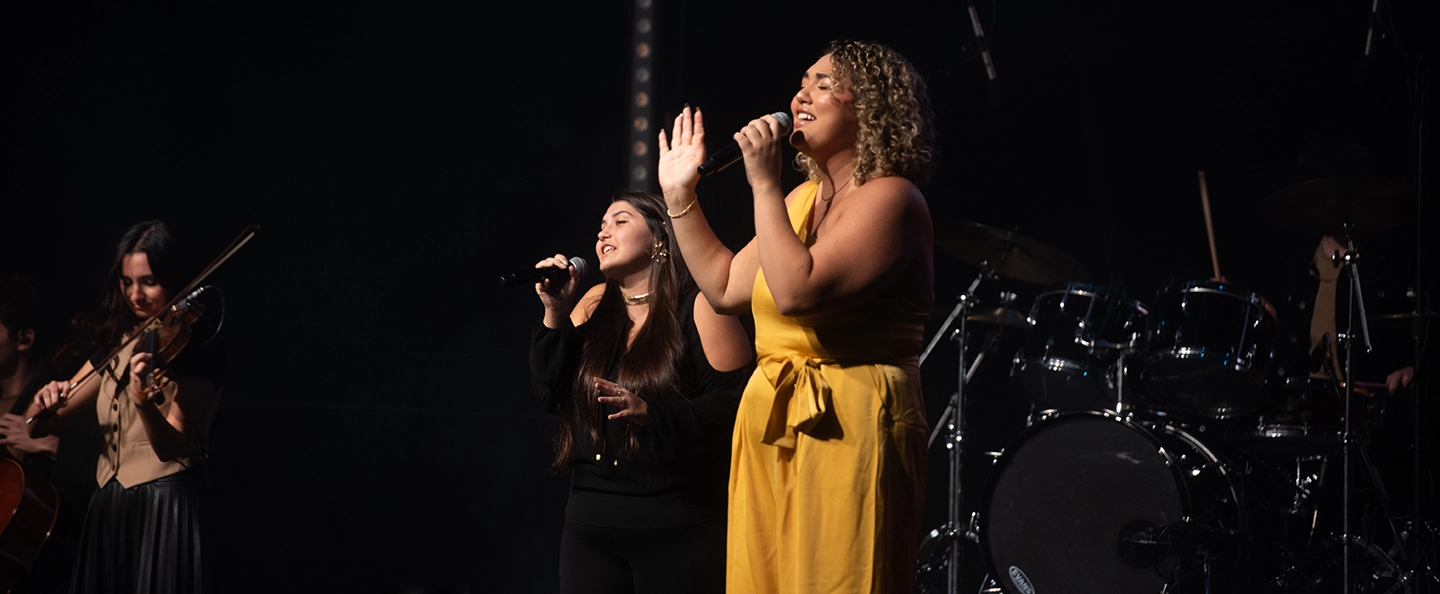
[
  {"xmin": 919, "ymin": 258, "xmax": 1001, "ymax": 594},
  {"xmin": 1338, "ymin": 224, "xmax": 1375, "ymax": 593}
]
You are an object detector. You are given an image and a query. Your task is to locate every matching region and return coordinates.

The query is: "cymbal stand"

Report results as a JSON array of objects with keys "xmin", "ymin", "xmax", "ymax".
[
  {"xmin": 1339, "ymin": 227, "xmax": 1376, "ymax": 593},
  {"xmin": 920, "ymin": 260, "xmax": 999, "ymax": 594}
]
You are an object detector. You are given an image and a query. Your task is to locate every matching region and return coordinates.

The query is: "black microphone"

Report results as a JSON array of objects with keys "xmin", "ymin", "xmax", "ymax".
[
  {"xmin": 967, "ymin": 0, "xmax": 1000, "ymax": 106},
  {"xmin": 499, "ymin": 257, "xmax": 588, "ymax": 288},
  {"xmin": 1363, "ymin": 0, "xmax": 1380, "ymax": 58},
  {"xmin": 696, "ymin": 112, "xmax": 793, "ymax": 177}
]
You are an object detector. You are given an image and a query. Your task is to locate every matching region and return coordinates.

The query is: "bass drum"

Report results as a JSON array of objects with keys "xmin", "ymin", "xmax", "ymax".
[{"xmin": 982, "ymin": 412, "xmax": 1242, "ymax": 594}]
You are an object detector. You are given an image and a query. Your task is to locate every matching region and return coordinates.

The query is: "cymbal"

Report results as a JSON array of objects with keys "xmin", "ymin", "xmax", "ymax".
[
  {"xmin": 934, "ymin": 221, "xmax": 1090, "ymax": 285},
  {"xmin": 1368, "ymin": 310, "xmax": 1438, "ymax": 334},
  {"xmin": 966, "ymin": 306, "xmax": 1032, "ymax": 329},
  {"xmin": 1264, "ymin": 177, "xmax": 1414, "ymax": 236}
]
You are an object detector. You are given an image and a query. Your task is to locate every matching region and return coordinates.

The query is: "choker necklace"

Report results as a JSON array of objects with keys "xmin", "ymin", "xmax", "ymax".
[{"xmin": 623, "ymin": 292, "xmax": 650, "ymax": 306}]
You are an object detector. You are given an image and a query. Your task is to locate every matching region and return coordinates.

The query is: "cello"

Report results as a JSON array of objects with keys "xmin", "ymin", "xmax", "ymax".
[{"xmin": 0, "ymin": 370, "xmax": 60, "ymax": 594}]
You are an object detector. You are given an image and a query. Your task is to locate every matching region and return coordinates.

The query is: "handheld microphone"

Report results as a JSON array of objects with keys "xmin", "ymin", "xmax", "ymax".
[
  {"xmin": 696, "ymin": 112, "xmax": 793, "ymax": 177},
  {"xmin": 499, "ymin": 257, "xmax": 588, "ymax": 288}
]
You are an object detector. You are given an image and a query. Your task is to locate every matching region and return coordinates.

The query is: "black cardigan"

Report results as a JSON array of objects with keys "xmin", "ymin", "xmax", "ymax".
[{"xmin": 530, "ymin": 287, "xmax": 753, "ymax": 529}]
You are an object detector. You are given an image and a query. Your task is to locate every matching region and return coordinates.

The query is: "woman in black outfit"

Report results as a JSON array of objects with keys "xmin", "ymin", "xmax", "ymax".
[{"xmin": 530, "ymin": 191, "xmax": 753, "ymax": 594}]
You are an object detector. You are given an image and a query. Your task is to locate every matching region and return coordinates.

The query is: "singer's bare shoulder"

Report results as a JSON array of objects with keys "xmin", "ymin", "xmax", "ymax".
[
  {"xmin": 569, "ymin": 283, "xmax": 607, "ymax": 327},
  {"xmin": 828, "ymin": 176, "xmax": 928, "ymax": 228}
]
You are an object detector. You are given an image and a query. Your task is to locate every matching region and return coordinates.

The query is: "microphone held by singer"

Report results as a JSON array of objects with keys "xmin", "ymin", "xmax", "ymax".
[
  {"xmin": 696, "ymin": 112, "xmax": 793, "ymax": 178},
  {"xmin": 499, "ymin": 257, "xmax": 589, "ymax": 288}
]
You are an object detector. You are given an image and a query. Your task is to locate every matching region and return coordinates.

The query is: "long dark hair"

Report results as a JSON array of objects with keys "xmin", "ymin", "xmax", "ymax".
[
  {"xmin": 553, "ymin": 191, "xmax": 693, "ymax": 469},
  {"xmin": 97, "ymin": 221, "xmax": 197, "ymax": 347}
]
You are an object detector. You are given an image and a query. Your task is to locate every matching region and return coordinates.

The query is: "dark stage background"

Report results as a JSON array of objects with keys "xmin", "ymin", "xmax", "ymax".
[{"xmin": 1, "ymin": 0, "xmax": 1434, "ymax": 591}]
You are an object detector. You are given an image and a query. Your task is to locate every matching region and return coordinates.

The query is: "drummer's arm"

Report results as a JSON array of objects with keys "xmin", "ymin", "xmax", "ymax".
[
  {"xmin": 1384, "ymin": 367, "xmax": 1415, "ymax": 395},
  {"xmin": 1319, "ymin": 235, "xmax": 1348, "ymax": 260}
]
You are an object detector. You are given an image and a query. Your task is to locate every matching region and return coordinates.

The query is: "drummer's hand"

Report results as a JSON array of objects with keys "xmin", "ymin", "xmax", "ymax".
[
  {"xmin": 736, "ymin": 114, "xmax": 786, "ymax": 196},
  {"xmin": 658, "ymin": 106, "xmax": 706, "ymax": 207},
  {"xmin": 1320, "ymin": 236, "xmax": 1348, "ymax": 263},
  {"xmin": 594, "ymin": 377, "xmax": 649, "ymax": 425},
  {"xmin": 1385, "ymin": 366, "xmax": 1415, "ymax": 395}
]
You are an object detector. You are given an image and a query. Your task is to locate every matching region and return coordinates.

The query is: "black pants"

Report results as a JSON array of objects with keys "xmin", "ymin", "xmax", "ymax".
[{"xmin": 559, "ymin": 519, "xmax": 726, "ymax": 594}]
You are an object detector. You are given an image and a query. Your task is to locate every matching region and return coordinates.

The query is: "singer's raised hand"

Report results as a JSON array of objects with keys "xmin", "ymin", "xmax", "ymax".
[
  {"xmin": 736, "ymin": 114, "xmax": 786, "ymax": 197},
  {"xmin": 657, "ymin": 106, "xmax": 706, "ymax": 207},
  {"xmin": 535, "ymin": 254, "xmax": 580, "ymax": 327}
]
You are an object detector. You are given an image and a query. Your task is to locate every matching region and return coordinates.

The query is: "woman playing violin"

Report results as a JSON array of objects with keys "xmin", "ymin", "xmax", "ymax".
[{"xmin": 27, "ymin": 220, "xmax": 226, "ymax": 593}]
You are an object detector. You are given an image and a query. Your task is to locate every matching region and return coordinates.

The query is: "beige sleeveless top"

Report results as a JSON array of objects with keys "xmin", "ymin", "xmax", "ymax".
[{"xmin": 93, "ymin": 337, "xmax": 205, "ymax": 488}]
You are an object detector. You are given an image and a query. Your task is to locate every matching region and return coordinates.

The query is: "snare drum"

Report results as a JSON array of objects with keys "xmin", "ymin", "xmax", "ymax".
[
  {"xmin": 1012, "ymin": 283, "xmax": 1148, "ymax": 411},
  {"xmin": 1145, "ymin": 280, "xmax": 1275, "ymax": 419},
  {"xmin": 982, "ymin": 412, "xmax": 1241, "ymax": 594}
]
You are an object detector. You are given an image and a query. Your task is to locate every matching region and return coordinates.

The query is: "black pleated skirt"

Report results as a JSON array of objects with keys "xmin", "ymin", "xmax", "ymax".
[{"xmin": 70, "ymin": 469, "xmax": 210, "ymax": 594}]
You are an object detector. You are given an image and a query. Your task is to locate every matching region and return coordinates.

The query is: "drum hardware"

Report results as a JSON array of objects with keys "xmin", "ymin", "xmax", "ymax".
[
  {"xmin": 1268, "ymin": 534, "xmax": 1413, "ymax": 593},
  {"xmin": 917, "ymin": 512, "xmax": 987, "ymax": 594},
  {"xmin": 1289, "ymin": 454, "xmax": 1330, "ymax": 516}
]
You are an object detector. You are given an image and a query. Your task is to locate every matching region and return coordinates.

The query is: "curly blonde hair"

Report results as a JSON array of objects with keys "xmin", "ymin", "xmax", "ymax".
[{"xmin": 797, "ymin": 40, "xmax": 936, "ymax": 185}]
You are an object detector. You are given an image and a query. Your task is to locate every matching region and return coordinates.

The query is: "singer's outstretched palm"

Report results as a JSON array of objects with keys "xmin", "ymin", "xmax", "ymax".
[{"xmin": 658, "ymin": 107, "xmax": 707, "ymax": 196}]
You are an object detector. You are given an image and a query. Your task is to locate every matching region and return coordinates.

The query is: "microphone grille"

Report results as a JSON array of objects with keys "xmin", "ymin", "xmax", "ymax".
[
  {"xmin": 569, "ymin": 256, "xmax": 589, "ymax": 278},
  {"xmin": 771, "ymin": 112, "xmax": 793, "ymax": 133}
]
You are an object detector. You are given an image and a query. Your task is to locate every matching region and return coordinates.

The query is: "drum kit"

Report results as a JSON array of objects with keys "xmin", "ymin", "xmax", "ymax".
[{"xmin": 916, "ymin": 177, "xmax": 1435, "ymax": 594}]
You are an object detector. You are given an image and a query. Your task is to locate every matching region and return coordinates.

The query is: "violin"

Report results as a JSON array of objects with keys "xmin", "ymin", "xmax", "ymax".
[
  {"xmin": 133, "ymin": 286, "xmax": 212, "ymax": 403},
  {"xmin": 27, "ymin": 224, "xmax": 257, "ymax": 424}
]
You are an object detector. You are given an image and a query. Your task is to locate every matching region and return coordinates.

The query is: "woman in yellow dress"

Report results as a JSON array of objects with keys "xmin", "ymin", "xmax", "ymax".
[{"xmin": 656, "ymin": 40, "xmax": 936, "ymax": 593}]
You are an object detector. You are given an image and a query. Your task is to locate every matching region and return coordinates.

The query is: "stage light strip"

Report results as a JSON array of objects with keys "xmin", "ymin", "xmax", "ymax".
[{"xmin": 628, "ymin": 0, "xmax": 655, "ymax": 190}]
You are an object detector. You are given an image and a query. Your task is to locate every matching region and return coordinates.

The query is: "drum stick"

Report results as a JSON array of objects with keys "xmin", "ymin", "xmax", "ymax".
[{"xmin": 1198, "ymin": 170, "xmax": 1222, "ymax": 281}]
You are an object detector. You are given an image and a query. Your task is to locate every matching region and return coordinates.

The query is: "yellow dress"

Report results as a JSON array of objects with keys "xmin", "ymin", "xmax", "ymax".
[{"xmin": 728, "ymin": 181, "xmax": 931, "ymax": 594}]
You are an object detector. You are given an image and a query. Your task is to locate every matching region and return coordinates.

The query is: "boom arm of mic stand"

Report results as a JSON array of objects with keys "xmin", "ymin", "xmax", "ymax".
[
  {"xmin": 1340, "ymin": 245, "xmax": 1374, "ymax": 352},
  {"xmin": 919, "ymin": 271, "xmax": 987, "ymax": 367}
]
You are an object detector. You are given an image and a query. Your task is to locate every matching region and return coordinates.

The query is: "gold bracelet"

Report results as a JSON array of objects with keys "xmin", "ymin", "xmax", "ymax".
[{"xmin": 667, "ymin": 197, "xmax": 698, "ymax": 219}]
